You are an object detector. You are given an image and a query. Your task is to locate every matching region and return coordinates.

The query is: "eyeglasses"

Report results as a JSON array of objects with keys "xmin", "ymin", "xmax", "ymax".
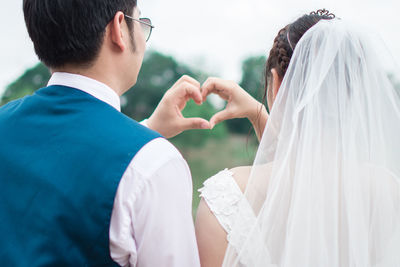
[{"xmin": 124, "ymin": 15, "xmax": 154, "ymax": 42}]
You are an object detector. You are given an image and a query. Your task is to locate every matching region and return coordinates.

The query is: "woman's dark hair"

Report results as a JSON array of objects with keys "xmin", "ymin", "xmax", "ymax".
[
  {"xmin": 263, "ymin": 9, "xmax": 335, "ymax": 106},
  {"xmin": 23, "ymin": 0, "xmax": 137, "ymax": 69}
]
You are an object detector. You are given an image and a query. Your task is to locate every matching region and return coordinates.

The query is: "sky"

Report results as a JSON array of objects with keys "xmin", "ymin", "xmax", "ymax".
[{"xmin": 1, "ymin": 0, "xmax": 400, "ymax": 96}]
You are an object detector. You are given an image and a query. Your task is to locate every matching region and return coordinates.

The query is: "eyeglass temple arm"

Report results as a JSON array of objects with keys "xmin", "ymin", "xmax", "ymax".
[{"xmin": 124, "ymin": 14, "xmax": 155, "ymax": 28}]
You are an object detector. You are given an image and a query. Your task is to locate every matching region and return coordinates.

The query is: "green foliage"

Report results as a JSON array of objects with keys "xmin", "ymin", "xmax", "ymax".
[
  {"xmin": 1, "ymin": 63, "xmax": 50, "ymax": 105},
  {"xmin": 121, "ymin": 50, "xmax": 197, "ymax": 121},
  {"xmin": 170, "ymin": 100, "xmax": 228, "ymax": 148},
  {"xmin": 240, "ymin": 55, "xmax": 267, "ymax": 100}
]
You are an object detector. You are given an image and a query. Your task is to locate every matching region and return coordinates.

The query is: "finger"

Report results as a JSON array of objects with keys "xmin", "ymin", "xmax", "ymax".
[
  {"xmin": 177, "ymin": 75, "xmax": 201, "ymax": 88},
  {"xmin": 176, "ymin": 82, "xmax": 203, "ymax": 105},
  {"xmin": 201, "ymin": 77, "xmax": 218, "ymax": 100},
  {"xmin": 201, "ymin": 77, "xmax": 232, "ymax": 101},
  {"xmin": 209, "ymin": 109, "xmax": 233, "ymax": 129},
  {"xmin": 180, "ymin": 117, "xmax": 211, "ymax": 131}
]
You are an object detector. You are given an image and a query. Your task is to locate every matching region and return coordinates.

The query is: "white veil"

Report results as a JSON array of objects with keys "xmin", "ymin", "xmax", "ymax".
[{"xmin": 223, "ymin": 19, "xmax": 400, "ymax": 267}]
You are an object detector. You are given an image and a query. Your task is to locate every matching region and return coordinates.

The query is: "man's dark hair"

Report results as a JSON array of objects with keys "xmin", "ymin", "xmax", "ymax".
[{"xmin": 23, "ymin": 0, "xmax": 137, "ymax": 69}]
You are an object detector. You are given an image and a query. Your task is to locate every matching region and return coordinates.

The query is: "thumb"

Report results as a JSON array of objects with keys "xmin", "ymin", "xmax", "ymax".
[
  {"xmin": 209, "ymin": 109, "xmax": 232, "ymax": 129},
  {"xmin": 180, "ymin": 117, "xmax": 211, "ymax": 131}
]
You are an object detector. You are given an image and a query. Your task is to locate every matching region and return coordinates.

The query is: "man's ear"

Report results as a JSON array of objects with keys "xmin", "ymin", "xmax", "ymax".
[
  {"xmin": 271, "ymin": 68, "xmax": 282, "ymax": 100},
  {"xmin": 109, "ymin": 11, "xmax": 126, "ymax": 52}
]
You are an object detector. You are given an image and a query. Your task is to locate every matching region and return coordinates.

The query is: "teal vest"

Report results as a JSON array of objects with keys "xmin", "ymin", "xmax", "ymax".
[{"xmin": 0, "ymin": 85, "xmax": 162, "ymax": 266}]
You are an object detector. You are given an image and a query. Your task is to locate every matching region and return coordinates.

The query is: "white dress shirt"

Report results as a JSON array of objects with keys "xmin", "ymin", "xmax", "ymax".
[{"xmin": 47, "ymin": 72, "xmax": 200, "ymax": 267}]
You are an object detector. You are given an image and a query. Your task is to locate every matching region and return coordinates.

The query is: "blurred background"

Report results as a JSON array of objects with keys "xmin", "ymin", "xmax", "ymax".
[{"xmin": 1, "ymin": 0, "xmax": 400, "ymax": 215}]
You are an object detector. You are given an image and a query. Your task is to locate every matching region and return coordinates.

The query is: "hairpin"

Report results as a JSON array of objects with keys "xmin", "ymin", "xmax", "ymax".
[{"xmin": 310, "ymin": 9, "xmax": 336, "ymax": 19}]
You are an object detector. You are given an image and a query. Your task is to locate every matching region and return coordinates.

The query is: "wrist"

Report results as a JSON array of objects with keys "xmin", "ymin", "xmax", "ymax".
[{"xmin": 248, "ymin": 101, "xmax": 266, "ymax": 125}]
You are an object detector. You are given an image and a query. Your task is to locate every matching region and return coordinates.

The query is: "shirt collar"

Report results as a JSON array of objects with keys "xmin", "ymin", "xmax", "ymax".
[{"xmin": 47, "ymin": 72, "xmax": 121, "ymax": 112}]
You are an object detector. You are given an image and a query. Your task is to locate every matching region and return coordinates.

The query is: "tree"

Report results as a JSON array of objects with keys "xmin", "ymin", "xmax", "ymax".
[
  {"xmin": 121, "ymin": 51, "xmax": 197, "ymax": 120},
  {"xmin": 1, "ymin": 63, "xmax": 50, "ymax": 105},
  {"xmin": 240, "ymin": 55, "xmax": 267, "ymax": 101},
  {"xmin": 225, "ymin": 55, "xmax": 267, "ymax": 134}
]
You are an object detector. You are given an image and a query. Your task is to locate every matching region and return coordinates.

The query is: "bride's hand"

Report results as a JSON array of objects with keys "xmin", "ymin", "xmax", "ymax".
[
  {"xmin": 146, "ymin": 75, "xmax": 211, "ymax": 138},
  {"xmin": 201, "ymin": 77, "xmax": 268, "ymax": 141}
]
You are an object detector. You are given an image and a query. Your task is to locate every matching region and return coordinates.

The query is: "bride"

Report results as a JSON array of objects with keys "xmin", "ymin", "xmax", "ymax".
[{"xmin": 195, "ymin": 10, "xmax": 400, "ymax": 267}]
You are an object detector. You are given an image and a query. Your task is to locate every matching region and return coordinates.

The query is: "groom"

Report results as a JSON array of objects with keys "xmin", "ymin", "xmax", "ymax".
[{"xmin": 0, "ymin": 0, "xmax": 211, "ymax": 266}]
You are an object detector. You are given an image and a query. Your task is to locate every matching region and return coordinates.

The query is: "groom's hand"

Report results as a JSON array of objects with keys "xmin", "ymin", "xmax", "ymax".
[{"xmin": 146, "ymin": 75, "xmax": 211, "ymax": 138}]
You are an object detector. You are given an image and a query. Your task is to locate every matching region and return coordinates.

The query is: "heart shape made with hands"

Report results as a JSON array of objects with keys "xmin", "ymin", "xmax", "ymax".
[
  {"xmin": 148, "ymin": 76, "xmax": 261, "ymax": 139},
  {"xmin": 174, "ymin": 77, "xmax": 234, "ymax": 130},
  {"xmin": 183, "ymin": 76, "xmax": 255, "ymax": 129}
]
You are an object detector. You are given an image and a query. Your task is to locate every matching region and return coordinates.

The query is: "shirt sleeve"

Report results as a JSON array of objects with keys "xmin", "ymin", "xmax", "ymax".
[{"xmin": 109, "ymin": 138, "xmax": 200, "ymax": 267}]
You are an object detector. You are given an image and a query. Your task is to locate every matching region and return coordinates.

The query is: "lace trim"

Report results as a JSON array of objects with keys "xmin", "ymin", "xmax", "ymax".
[{"xmin": 198, "ymin": 168, "xmax": 258, "ymax": 266}]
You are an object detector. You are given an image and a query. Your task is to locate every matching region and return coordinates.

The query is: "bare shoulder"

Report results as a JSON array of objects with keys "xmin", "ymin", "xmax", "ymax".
[
  {"xmin": 195, "ymin": 164, "xmax": 274, "ymax": 267},
  {"xmin": 195, "ymin": 166, "xmax": 252, "ymax": 267},
  {"xmin": 229, "ymin": 166, "xmax": 252, "ymax": 193},
  {"xmin": 195, "ymin": 194, "xmax": 228, "ymax": 267},
  {"xmin": 230, "ymin": 163, "xmax": 275, "ymax": 194}
]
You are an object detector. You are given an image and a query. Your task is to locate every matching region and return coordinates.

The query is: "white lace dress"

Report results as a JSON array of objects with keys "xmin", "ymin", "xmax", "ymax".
[{"xmin": 198, "ymin": 168, "xmax": 259, "ymax": 266}]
